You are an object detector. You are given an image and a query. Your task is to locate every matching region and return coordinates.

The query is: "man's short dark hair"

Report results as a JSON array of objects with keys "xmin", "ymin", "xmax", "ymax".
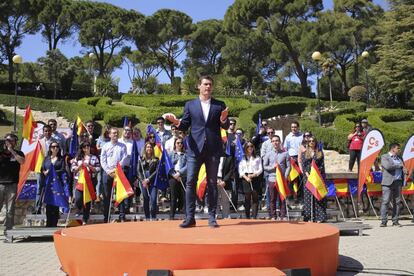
[
  {"xmin": 291, "ymin": 121, "xmax": 300, "ymax": 128},
  {"xmin": 272, "ymin": 135, "xmax": 281, "ymax": 141},
  {"xmin": 48, "ymin": 119, "xmax": 57, "ymax": 124},
  {"xmin": 5, "ymin": 133, "xmax": 18, "ymax": 142},
  {"xmin": 198, "ymin": 75, "xmax": 214, "ymax": 85},
  {"xmin": 43, "ymin": 125, "xmax": 52, "ymax": 131},
  {"xmin": 156, "ymin": 116, "xmax": 165, "ymax": 123},
  {"xmin": 389, "ymin": 143, "xmax": 400, "ymax": 150}
]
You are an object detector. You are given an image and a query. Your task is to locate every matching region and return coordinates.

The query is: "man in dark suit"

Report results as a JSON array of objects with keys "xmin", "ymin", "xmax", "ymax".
[
  {"xmin": 166, "ymin": 75, "xmax": 229, "ymax": 228},
  {"xmin": 380, "ymin": 143, "xmax": 407, "ymax": 227}
]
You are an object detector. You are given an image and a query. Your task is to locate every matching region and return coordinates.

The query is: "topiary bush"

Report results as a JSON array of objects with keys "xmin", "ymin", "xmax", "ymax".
[
  {"xmin": 348, "ymin": 85, "xmax": 367, "ymax": 102},
  {"xmin": 103, "ymin": 110, "xmax": 139, "ymax": 127}
]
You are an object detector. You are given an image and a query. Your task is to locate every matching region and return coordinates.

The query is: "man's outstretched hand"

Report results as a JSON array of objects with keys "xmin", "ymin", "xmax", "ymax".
[
  {"xmin": 220, "ymin": 107, "xmax": 229, "ymax": 123},
  {"xmin": 165, "ymin": 113, "xmax": 180, "ymax": 126}
]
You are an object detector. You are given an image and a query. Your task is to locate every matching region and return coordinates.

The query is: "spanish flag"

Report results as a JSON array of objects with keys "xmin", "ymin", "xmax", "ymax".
[
  {"xmin": 402, "ymin": 182, "xmax": 414, "ymax": 195},
  {"xmin": 113, "ymin": 162, "xmax": 134, "ymax": 207},
  {"xmin": 22, "ymin": 106, "xmax": 37, "ymax": 144},
  {"xmin": 196, "ymin": 164, "xmax": 207, "ymax": 201},
  {"xmin": 288, "ymin": 157, "xmax": 302, "ymax": 181},
  {"xmin": 365, "ymin": 173, "xmax": 382, "ymax": 196},
  {"xmin": 76, "ymin": 116, "xmax": 85, "ymax": 136},
  {"xmin": 220, "ymin": 128, "xmax": 227, "ymax": 143},
  {"xmin": 305, "ymin": 160, "xmax": 328, "ymax": 201},
  {"xmin": 76, "ymin": 165, "xmax": 96, "ymax": 206},
  {"xmin": 275, "ymin": 163, "xmax": 290, "ymax": 201},
  {"xmin": 16, "ymin": 141, "xmax": 44, "ymax": 198},
  {"xmin": 334, "ymin": 179, "xmax": 349, "ymax": 197}
]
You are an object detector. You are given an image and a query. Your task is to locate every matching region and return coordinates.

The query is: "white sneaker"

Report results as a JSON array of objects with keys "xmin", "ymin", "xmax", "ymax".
[
  {"xmin": 238, "ymin": 206, "xmax": 245, "ymax": 211},
  {"xmin": 203, "ymin": 206, "xmax": 208, "ymax": 214}
]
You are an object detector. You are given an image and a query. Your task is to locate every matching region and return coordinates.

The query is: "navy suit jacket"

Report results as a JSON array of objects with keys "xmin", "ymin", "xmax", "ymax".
[{"xmin": 178, "ymin": 97, "xmax": 229, "ymax": 157}]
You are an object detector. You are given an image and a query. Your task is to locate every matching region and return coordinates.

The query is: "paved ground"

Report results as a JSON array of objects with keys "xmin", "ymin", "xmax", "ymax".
[{"xmin": 1, "ymin": 219, "xmax": 414, "ymax": 276}]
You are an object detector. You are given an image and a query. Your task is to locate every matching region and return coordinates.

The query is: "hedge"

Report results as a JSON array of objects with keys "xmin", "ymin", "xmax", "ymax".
[
  {"xmin": 103, "ymin": 110, "xmax": 139, "ymax": 127},
  {"xmin": 0, "ymin": 108, "xmax": 24, "ymax": 146},
  {"xmin": 239, "ymin": 101, "xmax": 308, "ymax": 137},
  {"xmin": 79, "ymin": 96, "xmax": 112, "ymax": 107}
]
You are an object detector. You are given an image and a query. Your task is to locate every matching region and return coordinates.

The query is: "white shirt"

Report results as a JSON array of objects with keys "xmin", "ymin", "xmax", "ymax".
[
  {"xmin": 119, "ymin": 137, "xmax": 133, "ymax": 165},
  {"xmin": 200, "ymin": 97, "xmax": 211, "ymax": 122},
  {"xmin": 165, "ymin": 136, "xmax": 176, "ymax": 155},
  {"xmin": 238, "ymin": 156, "xmax": 263, "ymax": 177}
]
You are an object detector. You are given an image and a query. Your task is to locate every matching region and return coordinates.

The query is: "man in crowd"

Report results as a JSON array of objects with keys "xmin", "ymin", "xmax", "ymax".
[
  {"xmin": 101, "ymin": 127, "xmax": 127, "ymax": 223},
  {"xmin": 0, "ymin": 134, "xmax": 25, "ymax": 233},
  {"xmin": 380, "ymin": 143, "xmax": 407, "ymax": 227},
  {"xmin": 361, "ymin": 118, "xmax": 372, "ymax": 134},
  {"xmin": 48, "ymin": 119, "xmax": 66, "ymax": 154},
  {"xmin": 156, "ymin": 116, "xmax": 172, "ymax": 146},
  {"xmin": 165, "ymin": 124, "xmax": 179, "ymax": 154}
]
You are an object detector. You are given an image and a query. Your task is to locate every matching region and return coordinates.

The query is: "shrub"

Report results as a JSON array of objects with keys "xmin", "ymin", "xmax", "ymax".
[
  {"xmin": 103, "ymin": 110, "xmax": 139, "ymax": 127},
  {"xmin": 79, "ymin": 96, "xmax": 101, "ymax": 106},
  {"xmin": 96, "ymin": 97, "xmax": 112, "ymax": 106},
  {"xmin": 348, "ymin": 85, "xmax": 367, "ymax": 102}
]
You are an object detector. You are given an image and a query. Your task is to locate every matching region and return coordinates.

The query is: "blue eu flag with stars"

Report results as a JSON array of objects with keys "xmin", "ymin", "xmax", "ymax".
[
  {"xmin": 43, "ymin": 164, "xmax": 69, "ymax": 208},
  {"xmin": 154, "ymin": 149, "xmax": 173, "ymax": 191},
  {"xmin": 128, "ymin": 140, "xmax": 139, "ymax": 182},
  {"xmin": 235, "ymin": 135, "xmax": 245, "ymax": 166}
]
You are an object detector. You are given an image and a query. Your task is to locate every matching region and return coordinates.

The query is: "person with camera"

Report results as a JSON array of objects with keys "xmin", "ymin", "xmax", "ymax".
[
  {"xmin": 347, "ymin": 123, "xmax": 366, "ymax": 172},
  {"xmin": 0, "ymin": 134, "xmax": 25, "ymax": 232}
]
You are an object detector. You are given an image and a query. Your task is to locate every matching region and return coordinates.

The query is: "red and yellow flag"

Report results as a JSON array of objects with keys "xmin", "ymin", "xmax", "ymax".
[
  {"xmin": 275, "ymin": 163, "xmax": 290, "ymax": 201},
  {"xmin": 76, "ymin": 116, "xmax": 85, "ymax": 136},
  {"xmin": 305, "ymin": 160, "xmax": 328, "ymax": 201},
  {"xmin": 196, "ymin": 164, "xmax": 207, "ymax": 201},
  {"xmin": 113, "ymin": 163, "xmax": 134, "ymax": 207},
  {"xmin": 16, "ymin": 141, "xmax": 44, "ymax": 198},
  {"xmin": 22, "ymin": 106, "xmax": 37, "ymax": 144},
  {"xmin": 77, "ymin": 165, "xmax": 96, "ymax": 206},
  {"xmin": 288, "ymin": 157, "xmax": 302, "ymax": 182},
  {"xmin": 220, "ymin": 128, "xmax": 227, "ymax": 143},
  {"xmin": 334, "ymin": 179, "xmax": 349, "ymax": 197},
  {"xmin": 402, "ymin": 182, "xmax": 414, "ymax": 195}
]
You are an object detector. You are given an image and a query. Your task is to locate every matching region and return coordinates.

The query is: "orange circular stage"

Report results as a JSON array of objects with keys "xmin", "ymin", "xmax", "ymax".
[{"xmin": 54, "ymin": 220, "xmax": 339, "ymax": 276}]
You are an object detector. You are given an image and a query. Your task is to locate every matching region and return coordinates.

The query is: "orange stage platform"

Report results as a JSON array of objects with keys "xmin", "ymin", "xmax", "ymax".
[{"xmin": 54, "ymin": 220, "xmax": 339, "ymax": 276}]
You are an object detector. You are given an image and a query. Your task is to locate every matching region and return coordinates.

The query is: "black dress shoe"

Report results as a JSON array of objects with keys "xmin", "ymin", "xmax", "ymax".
[
  {"xmin": 380, "ymin": 222, "xmax": 387, "ymax": 227},
  {"xmin": 179, "ymin": 220, "xmax": 196, "ymax": 228},
  {"xmin": 392, "ymin": 222, "xmax": 402, "ymax": 227},
  {"xmin": 208, "ymin": 220, "xmax": 219, "ymax": 228}
]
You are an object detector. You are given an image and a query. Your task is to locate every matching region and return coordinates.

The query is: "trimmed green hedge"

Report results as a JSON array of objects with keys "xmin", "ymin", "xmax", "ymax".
[
  {"xmin": 103, "ymin": 110, "xmax": 139, "ymax": 127},
  {"xmin": 0, "ymin": 108, "xmax": 24, "ymax": 146}
]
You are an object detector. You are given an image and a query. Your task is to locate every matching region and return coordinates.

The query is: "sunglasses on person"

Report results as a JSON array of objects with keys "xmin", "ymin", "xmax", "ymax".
[
  {"xmin": 50, "ymin": 145, "xmax": 59, "ymax": 149},
  {"xmin": 149, "ymin": 136, "xmax": 155, "ymax": 139},
  {"xmin": 176, "ymin": 141, "xmax": 183, "ymax": 145},
  {"xmin": 309, "ymin": 140, "xmax": 316, "ymax": 143},
  {"xmin": 267, "ymin": 131, "xmax": 274, "ymax": 135},
  {"xmin": 82, "ymin": 144, "xmax": 91, "ymax": 148},
  {"xmin": 87, "ymin": 124, "xmax": 93, "ymax": 128}
]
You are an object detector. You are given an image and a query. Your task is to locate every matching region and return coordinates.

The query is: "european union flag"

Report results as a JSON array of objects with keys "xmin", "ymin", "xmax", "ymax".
[
  {"xmin": 17, "ymin": 180, "xmax": 37, "ymax": 200},
  {"xmin": 43, "ymin": 164, "xmax": 69, "ymax": 208},
  {"xmin": 225, "ymin": 139, "xmax": 231, "ymax": 156},
  {"xmin": 69, "ymin": 119, "xmax": 78, "ymax": 158},
  {"xmin": 123, "ymin": 116, "xmax": 129, "ymax": 128},
  {"xmin": 235, "ymin": 135, "xmax": 244, "ymax": 166},
  {"xmin": 154, "ymin": 149, "xmax": 173, "ymax": 191},
  {"xmin": 372, "ymin": 171, "xmax": 382, "ymax": 183},
  {"xmin": 326, "ymin": 179, "xmax": 336, "ymax": 198},
  {"xmin": 256, "ymin": 113, "xmax": 262, "ymax": 135},
  {"xmin": 128, "ymin": 140, "xmax": 139, "ymax": 182},
  {"xmin": 348, "ymin": 179, "xmax": 358, "ymax": 196}
]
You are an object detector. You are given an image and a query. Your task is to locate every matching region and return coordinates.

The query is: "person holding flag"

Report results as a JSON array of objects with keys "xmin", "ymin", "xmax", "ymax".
[
  {"xmin": 70, "ymin": 141, "xmax": 100, "ymax": 225},
  {"xmin": 263, "ymin": 135, "xmax": 291, "ymax": 220},
  {"xmin": 165, "ymin": 75, "xmax": 229, "ymax": 228},
  {"xmin": 238, "ymin": 141, "xmax": 263, "ymax": 219},
  {"xmin": 301, "ymin": 137, "xmax": 327, "ymax": 222},
  {"xmin": 100, "ymin": 127, "xmax": 127, "ymax": 223},
  {"xmin": 40, "ymin": 141, "xmax": 66, "ymax": 227},
  {"xmin": 136, "ymin": 142, "xmax": 159, "ymax": 220}
]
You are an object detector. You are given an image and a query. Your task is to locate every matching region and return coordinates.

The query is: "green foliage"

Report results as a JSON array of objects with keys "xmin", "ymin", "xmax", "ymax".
[
  {"xmin": 79, "ymin": 96, "xmax": 112, "ymax": 107},
  {"xmin": 0, "ymin": 108, "xmax": 23, "ymax": 146},
  {"xmin": 348, "ymin": 85, "xmax": 367, "ymax": 102},
  {"xmin": 103, "ymin": 110, "xmax": 139, "ymax": 127}
]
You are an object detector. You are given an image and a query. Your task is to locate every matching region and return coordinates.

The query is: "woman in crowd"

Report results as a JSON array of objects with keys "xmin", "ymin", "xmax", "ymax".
[
  {"xmin": 238, "ymin": 141, "xmax": 263, "ymax": 219},
  {"xmin": 95, "ymin": 124, "xmax": 111, "ymax": 201},
  {"xmin": 168, "ymin": 137, "xmax": 187, "ymax": 220},
  {"xmin": 298, "ymin": 131, "xmax": 313, "ymax": 173},
  {"xmin": 41, "ymin": 141, "xmax": 66, "ymax": 227},
  {"xmin": 347, "ymin": 123, "xmax": 365, "ymax": 172},
  {"xmin": 70, "ymin": 141, "xmax": 100, "ymax": 225},
  {"xmin": 137, "ymin": 142, "xmax": 159, "ymax": 220},
  {"xmin": 301, "ymin": 137, "xmax": 327, "ymax": 222}
]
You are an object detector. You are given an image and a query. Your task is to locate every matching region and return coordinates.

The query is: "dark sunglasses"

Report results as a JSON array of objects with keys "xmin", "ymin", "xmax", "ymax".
[
  {"xmin": 82, "ymin": 144, "xmax": 91, "ymax": 148},
  {"xmin": 309, "ymin": 140, "xmax": 316, "ymax": 143},
  {"xmin": 176, "ymin": 142, "xmax": 183, "ymax": 144},
  {"xmin": 267, "ymin": 132, "xmax": 274, "ymax": 134},
  {"xmin": 50, "ymin": 145, "xmax": 59, "ymax": 149}
]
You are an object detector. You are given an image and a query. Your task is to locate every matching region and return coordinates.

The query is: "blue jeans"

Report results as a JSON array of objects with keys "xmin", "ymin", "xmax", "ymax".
[
  {"xmin": 140, "ymin": 183, "xmax": 157, "ymax": 219},
  {"xmin": 185, "ymin": 148, "xmax": 220, "ymax": 221}
]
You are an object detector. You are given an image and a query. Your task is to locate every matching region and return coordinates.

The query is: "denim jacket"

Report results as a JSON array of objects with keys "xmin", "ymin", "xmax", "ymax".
[{"xmin": 169, "ymin": 152, "xmax": 187, "ymax": 177}]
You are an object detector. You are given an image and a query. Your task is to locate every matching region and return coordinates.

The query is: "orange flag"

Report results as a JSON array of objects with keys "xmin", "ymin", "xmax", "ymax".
[
  {"xmin": 196, "ymin": 164, "xmax": 207, "ymax": 201},
  {"xmin": 17, "ymin": 141, "xmax": 44, "ymax": 198},
  {"xmin": 305, "ymin": 160, "xmax": 328, "ymax": 201},
  {"xmin": 113, "ymin": 163, "xmax": 134, "ymax": 207},
  {"xmin": 22, "ymin": 106, "xmax": 37, "ymax": 144},
  {"xmin": 77, "ymin": 165, "xmax": 96, "ymax": 206},
  {"xmin": 275, "ymin": 163, "xmax": 290, "ymax": 201}
]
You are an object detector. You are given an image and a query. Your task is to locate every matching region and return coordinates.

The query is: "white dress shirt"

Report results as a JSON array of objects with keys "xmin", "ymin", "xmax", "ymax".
[{"xmin": 200, "ymin": 97, "xmax": 211, "ymax": 122}]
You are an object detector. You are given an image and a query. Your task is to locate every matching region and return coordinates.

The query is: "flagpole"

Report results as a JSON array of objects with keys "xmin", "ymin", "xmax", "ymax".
[
  {"xmin": 367, "ymin": 194, "xmax": 378, "ymax": 219},
  {"xmin": 107, "ymin": 186, "xmax": 115, "ymax": 223},
  {"xmin": 64, "ymin": 202, "xmax": 73, "ymax": 228},
  {"xmin": 311, "ymin": 193, "xmax": 314, "ymax": 222},
  {"xmin": 220, "ymin": 185, "xmax": 240, "ymax": 218},
  {"xmin": 285, "ymin": 198, "xmax": 290, "ymax": 221},
  {"xmin": 349, "ymin": 193, "xmax": 358, "ymax": 219},
  {"xmin": 402, "ymin": 195, "xmax": 414, "ymax": 218},
  {"xmin": 335, "ymin": 196, "xmax": 346, "ymax": 221},
  {"xmin": 179, "ymin": 179, "xmax": 186, "ymax": 191}
]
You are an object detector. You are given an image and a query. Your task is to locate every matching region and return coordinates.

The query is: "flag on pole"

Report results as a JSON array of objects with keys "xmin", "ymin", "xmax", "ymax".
[
  {"xmin": 113, "ymin": 162, "xmax": 134, "ymax": 207},
  {"xmin": 154, "ymin": 148, "xmax": 174, "ymax": 191},
  {"xmin": 69, "ymin": 119, "xmax": 79, "ymax": 158},
  {"xmin": 305, "ymin": 160, "xmax": 328, "ymax": 201},
  {"xmin": 43, "ymin": 164, "xmax": 69, "ymax": 208},
  {"xmin": 22, "ymin": 106, "xmax": 37, "ymax": 144},
  {"xmin": 76, "ymin": 165, "xmax": 96, "ymax": 206},
  {"xmin": 220, "ymin": 128, "xmax": 227, "ymax": 143},
  {"xmin": 402, "ymin": 134, "xmax": 414, "ymax": 182},
  {"xmin": 255, "ymin": 113, "xmax": 262, "ymax": 135},
  {"xmin": 127, "ymin": 140, "xmax": 140, "ymax": 182},
  {"xmin": 234, "ymin": 135, "xmax": 244, "ymax": 165},
  {"xmin": 123, "ymin": 116, "xmax": 129, "ymax": 128},
  {"xmin": 402, "ymin": 182, "xmax": 414, "ymax": 195},
  {"xmin": 358, "ymin": 129, "xmax": 384, "ymax": 198},
  {"xmin": 274, "ymin": 163, "xmax": 290, "ymax": 201},
  {"xmin": 76, "ymin": 116, "xmax": 85, "ymax": 136},
  {"xmin": 333, "ymin": 179, "xmax": 349, "ymax": 197},
  {"xmin": 196, "ymin": 164, "xmax": 207, "ymax": 201},
  {"xmin": 288, "ymin": 157, "xmax": 302, "ymax": 181}
]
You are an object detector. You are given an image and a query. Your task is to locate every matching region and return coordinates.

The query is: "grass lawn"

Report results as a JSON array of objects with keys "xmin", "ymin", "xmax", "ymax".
[{"xmin": 388, "ymin": 120, "xmax": 414, "ymax": 129}]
